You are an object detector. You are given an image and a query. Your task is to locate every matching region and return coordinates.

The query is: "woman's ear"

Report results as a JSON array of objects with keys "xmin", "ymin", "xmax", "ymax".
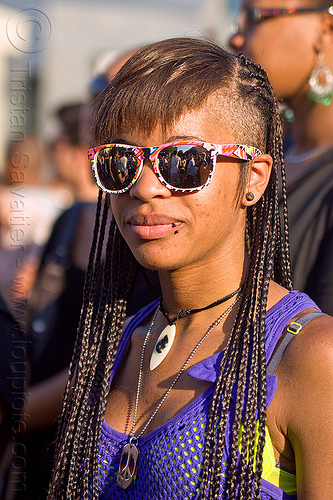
[
  {"xmin": 242, "ymin": 154, "xmax": 273, "ymax": 206},
  {"xmin": 317, "ymin": 10, "xmax": 333, "ymax": 52}
]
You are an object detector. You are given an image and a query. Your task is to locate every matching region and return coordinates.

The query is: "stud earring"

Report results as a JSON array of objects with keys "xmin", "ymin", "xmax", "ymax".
[
  {"xmin": 245, "ymin": 192, "xmax": 255, "ymax": 202},
  {"xmin": 308, "ymin": 52, "xmax": 333, "ymax": 105}
]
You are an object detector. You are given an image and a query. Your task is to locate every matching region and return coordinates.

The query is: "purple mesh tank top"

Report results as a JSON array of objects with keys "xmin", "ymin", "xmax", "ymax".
[{"xmin": 92, "ymin": 290, "xmax": 317, "ymax": 499}]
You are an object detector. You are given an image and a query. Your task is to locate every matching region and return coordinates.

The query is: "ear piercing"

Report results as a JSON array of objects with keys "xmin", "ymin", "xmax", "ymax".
[{"xmin": 245, "ymin": 192, "xmax": 255, "ymax": 202}]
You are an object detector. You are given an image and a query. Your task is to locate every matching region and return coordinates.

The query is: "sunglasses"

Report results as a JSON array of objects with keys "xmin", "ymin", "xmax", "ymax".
[
  {"xmin": 88, "ymin": 141, "xmax": 262, "ymax": 194},
  {"xmin": 234, "ymin": 5, "xmax": 333, "ymax": 33}
]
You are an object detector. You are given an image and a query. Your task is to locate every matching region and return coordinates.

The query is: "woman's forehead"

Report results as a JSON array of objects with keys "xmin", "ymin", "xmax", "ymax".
[{"xmin": 115, "ymin": 107, "xmax": 237, "ymax": 146}]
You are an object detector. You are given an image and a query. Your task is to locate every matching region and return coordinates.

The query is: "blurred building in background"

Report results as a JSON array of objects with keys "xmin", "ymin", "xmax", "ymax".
[
  {"xmin": 0, "ymin": 4, "xmax": 33, "ymax": 170},
  {"xmin": 0, "ymin": 0, "xmax": 237, "ymax": 171}
]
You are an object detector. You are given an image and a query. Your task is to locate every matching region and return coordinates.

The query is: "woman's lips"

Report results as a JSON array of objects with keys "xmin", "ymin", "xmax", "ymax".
[{"xmin": 126, "ymin": 214, "xmax": 182, "ymax": 240}]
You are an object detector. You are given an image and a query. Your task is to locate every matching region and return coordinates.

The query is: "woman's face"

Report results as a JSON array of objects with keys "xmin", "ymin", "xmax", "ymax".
[
  {"xmin": 109, "ymin": 107, "xmax": 249, "ymax": 273},
  {"xmin": 229, "ymin": 0, "xmax": 321, "ymax": 102}
]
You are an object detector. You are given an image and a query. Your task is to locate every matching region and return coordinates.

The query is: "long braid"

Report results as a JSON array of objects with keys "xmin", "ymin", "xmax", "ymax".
[
  {"xmin": 202, "ymin": 193, "xmax": 258, "ymax": 496},
  {"xmin": 48, "ymin": 192, "xmax": 106, "ymax": 497},
  {"xmin": 48, "ymin": 196, "xmax": 107, "ymax": 498},
  {"xmin": 199, "ymin": 51, "xmax": 292, "ymax": 499},
  {"xmin": 48, "ymin": 194, "xmax": 139, "ymax": 499},
  {"xmin": 66, "ymin": 214, "xmax": 118, "ymax": 495},
  {"xmin": 52, "ymin": 196, "xmax": 99, "ymax": 432},
  {"xmin": 228, "ymin": 214, "xmax": 266, "ymax": 499},
  {"xmin": 64, "ymin": 196, "xmax": 111, "ymax": 496}
]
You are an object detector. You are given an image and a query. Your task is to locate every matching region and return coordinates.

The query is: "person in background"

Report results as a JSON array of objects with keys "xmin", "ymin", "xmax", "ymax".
[
  {"xmin": 0, "ymin": 293, "xmax": 26, "ymax": 500},
  {"xmin": 50, "ymin": 103, "xmax": 97, "ymax": 203},
  {"xmin": 48, "ymin": 37, "xmax": 333, "ymax": 500},
  {"xmin": 186, "ymin": 152, "xmax": 197, "ymax": 186},
  {"xmin": 229, "ymin": 0, "xmax": 333, "ymax": 315},
  {"xmin": 169, "ymin": 149, "xmax": 181, "ymax": 186},
  {"xmin": 0, "ymin": 136, "xmax": 72, "ymax": 308}
]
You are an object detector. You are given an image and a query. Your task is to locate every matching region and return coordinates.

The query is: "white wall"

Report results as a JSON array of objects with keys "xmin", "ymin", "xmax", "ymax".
[
  {"xmin": 36, "ymin": 0, "xmax": 233, "ymax": 139},
  {"xmin": 0, "ymin": 0, "xmax": 234, "ymax": 152},
  {"xmin": 0, "ymin": 4, "xmax": 32, "ymax": 169}
]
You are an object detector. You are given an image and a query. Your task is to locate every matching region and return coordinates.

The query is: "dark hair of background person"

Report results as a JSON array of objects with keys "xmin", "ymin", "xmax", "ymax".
[
  {"xmin": 56, "ymin": 103, "xmax": 83, "ymax": 145},
  {"xmin": 48, "ymin": 37, "xmax": 292, "ymax": 499}
]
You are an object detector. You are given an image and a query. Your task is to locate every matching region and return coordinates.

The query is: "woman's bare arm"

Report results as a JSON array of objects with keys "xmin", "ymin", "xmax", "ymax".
[{"xmin": 280, "ymin": 314, "xmax": 333, "ymax": 499}]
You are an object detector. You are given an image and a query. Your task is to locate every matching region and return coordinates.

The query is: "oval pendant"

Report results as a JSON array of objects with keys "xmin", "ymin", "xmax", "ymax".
[
  {"xmin": 150, "ymin": 323, "xmax": 176, "ymax": 370},
  {"xmin": 117, "ymin": 442, "xmax": 140, "ymax": 490}
]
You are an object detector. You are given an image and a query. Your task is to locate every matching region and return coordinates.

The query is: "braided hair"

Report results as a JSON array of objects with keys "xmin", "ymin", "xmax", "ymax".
[{"xmin": 48, "ymin": 38, "xmax": 292, "ymax": 499}]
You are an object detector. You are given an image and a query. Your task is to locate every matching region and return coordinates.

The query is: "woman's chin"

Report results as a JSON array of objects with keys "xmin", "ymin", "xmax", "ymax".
[
  {"xmin": 132, "ymin": 255, "xmax": 179, "ymax": 272},
  {"xmin": 129, "ymin": 245, "xmax": 183, "ymax": 272}
]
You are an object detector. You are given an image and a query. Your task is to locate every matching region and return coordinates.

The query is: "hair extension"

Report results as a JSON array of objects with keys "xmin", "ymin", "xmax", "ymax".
[
  {"xmin": 48, "ymin": 197, "xmax": 139, "ymax": 499},
  {"xmin": 48, "ymin": 38, "xmax": 293, "ymax": 500}
]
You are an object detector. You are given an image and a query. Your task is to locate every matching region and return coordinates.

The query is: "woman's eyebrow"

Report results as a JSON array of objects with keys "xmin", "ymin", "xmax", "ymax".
[
  {"xmin": 166, "ymin": 135, "xmax": 203, "ymax": 142},
  {"xmin": 110, "ymin": 135, "xmax": 204, "ymax": 145},
  {"xmin": 110, "ymin": 138, "xmax": 135, "ymax": 145}
]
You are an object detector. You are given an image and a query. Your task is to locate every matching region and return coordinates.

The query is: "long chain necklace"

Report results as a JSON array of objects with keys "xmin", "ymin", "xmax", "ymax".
[
  {"xmin": 116, "ymin": 292, "xmax": 242, "ymax": 490},
  {"xmin": 150, "ymin": 285, "xmax": 242, "ymax": 370}
]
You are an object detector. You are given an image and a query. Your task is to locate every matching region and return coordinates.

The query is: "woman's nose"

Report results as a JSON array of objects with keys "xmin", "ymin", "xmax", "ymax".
[{"xmin": 129, "ymin": 159, "xmax": 171, "ymax": 201}]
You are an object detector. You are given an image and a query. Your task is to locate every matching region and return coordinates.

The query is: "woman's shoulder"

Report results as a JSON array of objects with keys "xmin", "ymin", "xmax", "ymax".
[
  {"xmin": 267, "ymin": 281, "xmax": 289, "ymax": 308},
  {"xmin": 275, "ymin": 309, "xmax": 333, "ymax": 491},
  {"xmin": 279, "ymin": 310, "xmax": 333, "ymax": 376},
  {"xmin": 266, "ymin": 282, "xmax": 318, "ymax": 322},
  {"xmin": 265, "ymin": 282, "xmax": 331, "ymax": 364},
  {"xmin": 266, "ymin": 281, "xmax": 332, "ymax": 343},
  {"xmin": 267, "ymin": 284, "xmax": 333, "ymax": 487}
]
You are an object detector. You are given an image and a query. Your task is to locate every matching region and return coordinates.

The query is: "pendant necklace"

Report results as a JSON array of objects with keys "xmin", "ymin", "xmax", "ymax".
[
  {"xmin": 116, "ymin": 292, "xmax": 242, "ymax": 490},
  {"xmin": 150, "ymin": 285, "xmax": 242, "ymax": 370}
]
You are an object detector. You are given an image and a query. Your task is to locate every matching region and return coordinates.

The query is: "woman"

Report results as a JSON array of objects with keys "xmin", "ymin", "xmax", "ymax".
[
  {"xmin": 229, "ymin": 0, "xmax": 333, "ymax": 315},
  {"xmin": 48, "ymin": 38, "xmax": 333, "ymax": 499}
]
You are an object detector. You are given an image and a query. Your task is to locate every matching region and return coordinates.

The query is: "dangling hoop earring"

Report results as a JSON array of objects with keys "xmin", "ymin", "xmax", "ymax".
[{"xmin": 308, "ymin": 52, "xmax": 333, "ymax": 105}]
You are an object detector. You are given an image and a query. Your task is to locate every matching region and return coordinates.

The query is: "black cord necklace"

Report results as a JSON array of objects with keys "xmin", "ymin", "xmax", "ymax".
[
  {"xmin": 160, "ymin": 285, "xmax": 242, "ymax": 325},
  {"xmin": 149, "ymin": 285, "xmax": 242, "ymax": 371}
]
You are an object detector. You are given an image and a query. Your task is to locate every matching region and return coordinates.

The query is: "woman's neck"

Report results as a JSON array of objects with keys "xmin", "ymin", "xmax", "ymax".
[
  {"xmin": 288, "ymin": 96, "xmax": 333, "ymax": 154},
  {"xmin": 158, "ymin": 251, "xmax": 248, "ymax": 319}
]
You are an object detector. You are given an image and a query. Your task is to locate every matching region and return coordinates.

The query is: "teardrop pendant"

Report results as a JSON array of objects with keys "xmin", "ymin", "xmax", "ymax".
[{"xmin": 149, "ymin": 323, "xmax": 176, "ymax": 370}]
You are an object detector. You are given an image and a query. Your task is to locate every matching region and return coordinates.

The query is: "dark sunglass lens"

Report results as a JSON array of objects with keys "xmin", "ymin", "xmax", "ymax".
[
  {"xmin": 158, "ymin": 144, "xmax": 212, "ymax": 189},
  {"xmin": 95, "ymin": 146, "xmax": 139, "ymax": 191}
]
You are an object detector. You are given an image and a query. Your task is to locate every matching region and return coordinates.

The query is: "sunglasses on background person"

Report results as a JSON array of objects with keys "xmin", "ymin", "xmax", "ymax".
[
  {"xmin": 88, "ymin": 141, "xmax": 261, "ymax": 194},
  {"xmin": 233, "ymin": 5, "xmax": 333, "ymax": 34}
]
